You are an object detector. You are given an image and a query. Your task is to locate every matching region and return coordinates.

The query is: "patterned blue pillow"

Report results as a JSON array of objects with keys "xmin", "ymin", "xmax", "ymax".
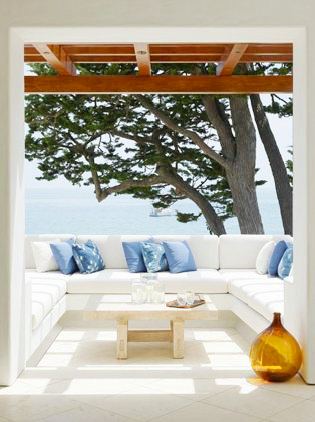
[
  {"xmin": 278, "ymin": 246, "xmax": 293, "ymax": 279},
  {"xmin": 141, "ymin": 241, "xmax": 169, "ymax": 273},
  {"xmin": 72, "ymin": 240, "xmax": 105, "ymax": 274}
]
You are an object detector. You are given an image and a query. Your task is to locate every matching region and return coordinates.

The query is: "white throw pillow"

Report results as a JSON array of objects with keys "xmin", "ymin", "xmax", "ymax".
[
  {"xmin": 32, "ymin": 240, "xmax": 61, "ymax": 272},
  {"xmin": 256, "ymin": 241, "xmax": 276, "ymax": 274}
]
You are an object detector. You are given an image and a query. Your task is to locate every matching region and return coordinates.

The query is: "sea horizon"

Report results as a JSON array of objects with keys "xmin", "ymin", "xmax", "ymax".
[{"xmin": 26, "ymin": 184, "xmax": 285, "ymax": 235}]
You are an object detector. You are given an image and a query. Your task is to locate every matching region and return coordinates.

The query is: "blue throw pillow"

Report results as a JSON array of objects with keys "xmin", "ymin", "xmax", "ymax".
[
  {"xmin": 141, "ymin": 241, "xmax": 169, "ymax": 273},
  {"xmin": 278, "ymin": 246, "xmax": 293, "ymax": 279},
  {"xmin": 163, "ymin": 240, "xmax": 197, "ymax": 273},
  {"xmin": 122, "ymin": 241, "xmax": 147, "ymax": 273},
  {"xmin": 50, "ymin": 239, "xmax": 78, "ymax": 275},
  {"xmin": 72, "ymin": 240, "xmax": 105, "ymax": 274},
  {"xmin": 268, "ymin": 240, "xmax": 288, "ymax": 276}
]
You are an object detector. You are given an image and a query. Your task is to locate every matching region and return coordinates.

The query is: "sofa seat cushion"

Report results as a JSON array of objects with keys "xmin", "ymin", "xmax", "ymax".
[
  {"xmin": 31, "ymin": 279, "xmax": 67, "ymax": 329},
  {"xmin": 67, "ymin": 269, "xmax": 227, "ymax": 294},
  {"xmin": 219, "ymin": 269, "xmax": 272, "ymax": 286},
  {"xmin": 25, "ymin": 269, "xmax": 70, "ymax": 282},
  {"xmin": 220, "ymin": 269, "xmax": 284, "ymax": 321},
  {"xmin": 157, "ymin": 269, "xmax": 226, "ymax": 293},
  {"xmin": 247, "ymin": 289, "xmax": 284, "ymax": 322}
]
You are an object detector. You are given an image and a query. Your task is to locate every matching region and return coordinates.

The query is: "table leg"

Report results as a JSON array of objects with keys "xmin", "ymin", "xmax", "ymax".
[
  {"xmin": 117, "ymin": 319, "xmax": 128, "ymax": 359},
  {"xmin": 170, "ymin": 320, "xmax": 174, "ymax": 343},
  {"xmin": 172, "ymin": 319, "xmax": 184, "ymax": 359}
]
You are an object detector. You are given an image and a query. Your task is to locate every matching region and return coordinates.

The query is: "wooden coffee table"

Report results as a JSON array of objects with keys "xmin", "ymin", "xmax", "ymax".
[{"xmin": 83, "ymin": 295, "xmax": 218, "ymax": 359}]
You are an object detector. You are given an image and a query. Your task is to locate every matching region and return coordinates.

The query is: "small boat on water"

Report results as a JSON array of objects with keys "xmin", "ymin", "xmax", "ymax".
[{"xmin": 149, "ymin": 207, "xmax": 176, "ymax": 217}]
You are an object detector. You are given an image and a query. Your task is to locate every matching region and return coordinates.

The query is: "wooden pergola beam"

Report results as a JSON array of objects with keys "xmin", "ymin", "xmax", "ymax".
[
  {"xmin": 24, "ymin": 53, "xmax": 293, "ymax": 64},
  {"xmin": 134, "ymin": 43, "xmax": 151, "ymax": 75},
  {"xmin": 24, "ymin": 75, "xmax": 292, "ymax": 94},
  {"xmin": 217, "ymin": 44, "xmax": 249, "ymax": 76},
  {"xmin": 33, "ymin": 43, "xmax": 76, "ymax": 75},
  {"xmin": 25, "ymin": 43, "xmax": 292, "ymax": 55}
]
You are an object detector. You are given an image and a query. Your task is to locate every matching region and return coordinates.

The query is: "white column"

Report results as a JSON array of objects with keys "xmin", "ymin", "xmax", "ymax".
[
  {"xmin": 0, "ymin": 28, "xmax": 25, "ymax": 386},
  {"xmin": 303, "ymin": 29, "xmax": 315, "ymax": 384},
  {"xmin": 284, "ymin": 29, "xmax": 315, "ymax": 384}
]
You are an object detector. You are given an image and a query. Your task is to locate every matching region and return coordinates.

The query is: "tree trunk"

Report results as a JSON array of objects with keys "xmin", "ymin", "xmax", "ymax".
[
  {"xmin": 250, "ymin": 94, "xmax": 292, "ymax": 235},
  {"xmin": 158, "ymin": 166, "xmax": 226, "ymax": 235},
  {"xmin": 228, "ymin": 96, "xmax": 264, "ymax": 234},
  {"xmin": 226, "ymin": 166, "xmax": 264, "ymax": 234}
]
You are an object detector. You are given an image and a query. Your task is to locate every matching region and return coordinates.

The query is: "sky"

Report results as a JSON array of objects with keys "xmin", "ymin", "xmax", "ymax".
[{"xmin": 25, "ymin": 95, "xmax": 292, "ymax": 191}]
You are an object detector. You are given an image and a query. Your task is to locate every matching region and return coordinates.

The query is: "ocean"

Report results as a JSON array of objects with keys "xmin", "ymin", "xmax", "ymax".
[{"xmin": 25, "ymin": 186, "xmax": 285, "ymax": 235}]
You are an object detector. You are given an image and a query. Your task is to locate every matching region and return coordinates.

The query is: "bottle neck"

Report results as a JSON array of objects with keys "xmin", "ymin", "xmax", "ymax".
[{"xmin": 273, "ymin": 312, "xmax": 282, "ymax": 326}]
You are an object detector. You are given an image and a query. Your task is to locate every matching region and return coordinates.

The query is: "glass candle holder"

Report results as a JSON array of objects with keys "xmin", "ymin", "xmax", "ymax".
[
  {"xmin": 177, "ymin": 292, "xmax": 188, "ymax": 306},
  {"xmin": 131, "ymin": 280, "xmax": 147, "ymax": 304},
  {"xmin": 185, "ymin": 291, "xmax": 195, "ymax": 306},
  {"xmin": 152, "ymin": 280, "xmax": 166, "ymax": 304},
  {"xmin": 140, "ymin": 273, "xmax": 157, "ymax": 303}
]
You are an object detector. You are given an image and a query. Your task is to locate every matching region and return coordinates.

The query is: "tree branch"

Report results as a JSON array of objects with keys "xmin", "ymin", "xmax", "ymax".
[
  {"xmin": 99, "ymin": 175, "xmax": 165, "ymax": 201},
  {"xmin": 110, "ymin": 129, "xmax": 154, "ymax": 145},
  {"xmin": 200, "ymin": 95, "xmax": 236, "ymax": 162},
  {"xmin": 136, "ymin": 95, "xmax": 227, "ymax": 168}
]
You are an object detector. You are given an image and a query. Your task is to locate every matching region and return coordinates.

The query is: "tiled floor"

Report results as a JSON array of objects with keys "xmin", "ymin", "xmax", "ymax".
[{"xmin": 1, "ymin": 328, "xmax": 315, "ymax": 421}]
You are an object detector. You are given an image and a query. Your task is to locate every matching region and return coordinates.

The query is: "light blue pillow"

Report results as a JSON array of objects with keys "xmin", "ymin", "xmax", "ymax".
[
  {"xmin": 268, "ymin": 240, "xmax": 288, "ymax": 276},
  {"xmin": 163, "ymin": 240, "xmax": 197, "ymax": 273},
  {"xmin": 122, "ymin": 241, "xmax": 147, "ymax": 273},
  {"xmin": 50, "ymin": 238, "xmax": 78, "ymax": 275},
  {"xmin": 72, "ymin": 240, "xmax": 105, "ymax": 274},
  {"xmin": 141, "ymin": 242, "xmax": 169, "ymax": 273},
  {"xmin": 278, "ymin": 246, "xmax": 293, "ymax": 279}
]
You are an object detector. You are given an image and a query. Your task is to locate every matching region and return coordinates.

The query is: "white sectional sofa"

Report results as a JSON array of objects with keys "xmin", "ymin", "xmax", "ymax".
[{"xmin": 25, "ymin": 234, "xmax": 291, "ymax": 360}]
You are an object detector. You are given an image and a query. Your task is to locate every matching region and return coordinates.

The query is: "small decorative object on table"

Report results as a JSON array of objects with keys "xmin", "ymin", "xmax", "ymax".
[
  {"xmin": 132, "ymin": 274, "xmax": 165, "ymax": 304},
  {"xmin": 166, "ymin": 293, "xmax": 205, "ymax": 309},
  {"xmin": 250, "ymin": 312, "xmax": 302, "ymax": 382},
  {"xmin": 131, "ymin": 280, "xmax": 147, "ymax": 304}
]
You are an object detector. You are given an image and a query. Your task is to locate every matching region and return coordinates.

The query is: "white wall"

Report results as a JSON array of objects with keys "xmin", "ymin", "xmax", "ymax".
[{"xmin": 0, "ymin": 0, "xmax": 314, "ymax": 384}]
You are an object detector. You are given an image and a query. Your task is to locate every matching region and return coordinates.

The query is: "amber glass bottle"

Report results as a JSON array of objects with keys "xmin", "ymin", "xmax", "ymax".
[{"xmin": 250, "ymin": 312, "xmax": 302, "ymax": 382}]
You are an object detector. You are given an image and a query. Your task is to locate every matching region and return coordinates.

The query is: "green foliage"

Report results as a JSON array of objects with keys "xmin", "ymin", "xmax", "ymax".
[
  {"xmin": 246, "ymin": 63, "xmax": 293, "ymax": 117},
  {"xmin": 176, "ymin": 212, "xmax": 202, "ymax": 223},
  {"xmin": 25, "ymin": 62, "xmax": 267, "ymax": 227}
]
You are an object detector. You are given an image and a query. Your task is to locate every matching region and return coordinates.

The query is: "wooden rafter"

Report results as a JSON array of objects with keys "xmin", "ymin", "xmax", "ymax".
[
  {"xmin": 216, "ymin": 44, "xmax": 249, "ymax": 76},
  {"xmin": 25, "ymin": 42, "xmax": 293, "ymax": 67},
  {"xmin": 33, "ymin": 44, "xmax": 76, "ymax": 75},
  {"xmin": 134, "ymin": 43, "xmax": 151, "ymax": 75},
  {"xmin": 24, "ymin": 43, "xmax": 293, "ymax": 65},
  {"xmin": 24, "ymin": 54, "xmax": 293, "ymax": 64},
  {"xmin": 24, "ymin": 75, "xmax": 292, "ymax": 94}
]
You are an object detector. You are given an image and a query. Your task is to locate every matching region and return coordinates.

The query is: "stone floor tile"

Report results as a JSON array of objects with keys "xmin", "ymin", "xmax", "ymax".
[
  {"xmin": 268, "ymin": 399, "xmax": 315, "ymax": 422},
  {"xmin": 202, "ymin": 385, "xmax": 303, "ymax": 419},
  {"xmin": 151, "ymin": 400, "xmax": 263, "ymax": 422}
]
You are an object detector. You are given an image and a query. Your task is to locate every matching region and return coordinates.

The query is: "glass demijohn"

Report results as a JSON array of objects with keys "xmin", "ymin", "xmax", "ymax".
[{"xmin": 250, "ymin": 312, "xmax": 302, "ymax": 382}]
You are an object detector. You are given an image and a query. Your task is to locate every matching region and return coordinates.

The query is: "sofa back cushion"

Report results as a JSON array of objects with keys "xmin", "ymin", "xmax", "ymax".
[
  {"xmin": 219, "ymin": 235, "xmax": 292, "ymax": 269},
  {"xmin": 76, "ymin": 235, "xmax": 149, "ymax": 269},
  {"xmin": 76, "ymin": 234, "xmax": 219, "ymax": 269},
  {"xmin": 25, "ymin": 234, "xmax": 75, "ymax": 269}
]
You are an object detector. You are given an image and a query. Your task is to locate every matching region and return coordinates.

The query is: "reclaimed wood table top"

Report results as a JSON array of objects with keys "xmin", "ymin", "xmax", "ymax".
[{"xmin": 82, "ymin": 294, "xmax": 218, "ymax": 320}]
